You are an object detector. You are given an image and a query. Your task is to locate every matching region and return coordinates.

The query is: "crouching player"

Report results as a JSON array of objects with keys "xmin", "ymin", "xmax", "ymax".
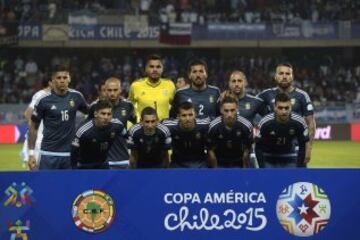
[{"xmin": 71, "ymin": 100, "xmax": 127, "ymax": 169}]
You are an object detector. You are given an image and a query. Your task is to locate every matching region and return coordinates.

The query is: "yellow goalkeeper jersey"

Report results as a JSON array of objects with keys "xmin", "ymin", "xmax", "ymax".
[{"xmin": 129, "ymin": 77, "xmax": 176, "ymax": 121}]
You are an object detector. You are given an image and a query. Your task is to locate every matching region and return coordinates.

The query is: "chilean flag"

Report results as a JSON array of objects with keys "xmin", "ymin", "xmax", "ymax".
[{"xmin": 159, "ymin": 22, "xmax": 192, "ymax": 45}]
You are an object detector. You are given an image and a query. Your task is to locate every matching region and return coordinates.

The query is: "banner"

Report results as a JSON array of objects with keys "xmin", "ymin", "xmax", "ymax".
[
  {"xmin": 42, "ymin": 24, "xmax": 69, "ymax": 41},
  {"xmin": 16, "ymin": 23, "xmax": 360, "ymax": 41},
  {"xmin": 314, "ymin": 124, "xmax": 351, "ymax": 140},
  {"xmin": 315, "ymin": 106, "xmax": 348, "ymax": 123},
  {"xmin": 0, "ymin": 21, "xmax": 18, "ymax": 45},
  {"xmin": 69, "ymin": 24, "xmax": 159, "ymax": 40},
  {"xmin": 0, "ymin": 170, "xmax": 359, "ymax": 239},
  {"xmin": 18, "ymin": 24, "xmax": 41, "ymax": 40}
]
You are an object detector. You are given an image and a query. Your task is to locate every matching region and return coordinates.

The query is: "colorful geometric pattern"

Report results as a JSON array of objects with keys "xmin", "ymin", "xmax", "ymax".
[
  {"xmin": 72, "ymin": 189, "xmax": 115, "ymax": 234},
  {"xmin": 276, "ymin": 182, "xmax": 331, "ymax": 237},
  {"xmin": 278, "ymin": 184, "xmax": 293, "ymax": 200},
  {"xmin": 3, "ymin": 182, "xmax": 34, "ymax": 208}
]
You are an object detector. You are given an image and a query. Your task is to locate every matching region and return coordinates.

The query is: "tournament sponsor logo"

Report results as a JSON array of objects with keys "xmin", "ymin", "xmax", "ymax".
[
  {"xmin": 72, "ymin": 190, "xmax": 115, "ymax": 233},
  {"xmin": 3, "ymin": 182, "xmax": 34, "ymax": 207},
  {"xmin": 276, "ymin": 182, "xmax": 331, "ymax": 237}
]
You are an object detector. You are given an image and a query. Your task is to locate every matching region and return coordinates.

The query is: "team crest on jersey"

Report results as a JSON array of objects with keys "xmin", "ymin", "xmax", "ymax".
[
  {"xmin": 209, "ymin": 95, "xmax": 214, "ymax": 103},
  {"xmin": 110, "ymin": 131, "xmax": 116, "ymax": 138},
  {"xmin": 291, "ymin": 98, "xmax": 296, "ymax": 105},
  {"xmin": 121, "ymin": 110, "xmax": 127, "ymax": 116},
  {"xmin": 245, "ymin": 103, "xmax": 251, "ymax": 110},
  {"xmin": 218, "ymin": 134, "xmax": 223, "ymax": 139},
  {"xmin": 141, "ymin": 91, "xmax": 146, "ymax": 96},
  {"xmin": 162, "ymin": 89, "xmax": 169, "ymax": 96},
  {"xmin": 92, "ymin": 138, "xmax": 97, "ymax": 143},
  {"xmin": 289, "ymin": 129, "xmax": 295, "ymax": 135},
  {"xmin": 69, "ymin": 99, "xmax": 75, "ymax": 107},
  {"xmin": 195, "ymin": 132, "xmax": 201, "ymax": 139},
  {"xmin": 100, "ymin": 142, "xmax": 109, "ymax": 150},
  {"xmin": 236, "ymin": 130, "xmax": 242, "ymax": 136}
]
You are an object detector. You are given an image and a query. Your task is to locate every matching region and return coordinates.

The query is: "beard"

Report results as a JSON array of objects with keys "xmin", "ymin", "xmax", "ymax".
[
  {"xmin": 192, "ymin": 78, "xmax": 205, "ymax": 88},
  {"xmin": 278, "ymin": 81, "xmax": 291, "ymax": 89}
]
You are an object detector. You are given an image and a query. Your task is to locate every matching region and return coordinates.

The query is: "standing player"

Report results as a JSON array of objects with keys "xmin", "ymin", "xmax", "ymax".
[
  {"xmin": 257, "ymin": 63, "xmax": 315, "ymax": 167},
  {"xmin": 222, "ymin": 70, "xmax": 266, "ymax": 122},
  {"xmin": 255, "ymin": 93, "xmax": 311, "ymax": 168},
  {"xmin": 128, "ymin": 107, "xmax": 171, "ymax": 168},
  {"xmin": 129, "ymin": 54, "xmax": 176, "ymax": 121},
  {"xmin": 163, "ymin": 102, "xmax": 213, "ymax": 168},
  {"xmin": 88, "ymin": 77, "xmax": 136, "ymax": 168},
  {"xmin": 208, "ymin": 97, "xmax": 253, "ymax": 168},
  {"xmin": 21, "ymin": 81, "xmax": 51, "ymax": 167},
  {"xmin": 71, "ymin": 100, "xmax": 127, "ymax": 169},
  {"xmin": 221, "ymin": 70, "xmax": 267, "ymax": 168},
  {"xmin": 171, "ymin": 59, "xmax": 220, "ymax": 119},
  {"xmin": 88, "ymin": 77, "xmax": 136, "ymax": 126},
  {"xmin": 28, "ymin": 65, "xmax": 89, "ymax": 170}
]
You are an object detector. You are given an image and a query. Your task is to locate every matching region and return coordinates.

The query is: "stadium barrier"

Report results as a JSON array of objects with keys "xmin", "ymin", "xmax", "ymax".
[
  {"xmin": 1, "ymin": 123, "xmax": 359, "ymax": 144},
  {"xmin": 0, "ymin": 169, "xmax": 358, "ymax": 239}
]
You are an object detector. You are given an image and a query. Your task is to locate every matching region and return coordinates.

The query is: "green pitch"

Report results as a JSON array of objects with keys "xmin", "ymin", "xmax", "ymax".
[{"xmin": 0, "ymin": 141, "xmax": 359, "ymax": 171}]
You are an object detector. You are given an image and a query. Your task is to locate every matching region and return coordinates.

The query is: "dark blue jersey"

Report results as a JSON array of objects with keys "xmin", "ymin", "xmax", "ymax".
[
  {"xmin": 88, "ymin": 98, "xmax": 136, "ymax": 127},
  {"xmin": 208, "ymin": 116, "xmax": 253, "ymax": 165},
  {"xmin": 32, "ymin": 89, "xmax": 88, "ymax": 153},
  {"xmin": 171, "ymin": 85, "xmax": 220, "ymax": 119},
  {"xmin": 163, "ymin": 118, "xmax": 209, "ymax": 164},
  {"xmin": 71, "ymin": 119, "xmax": 127, "ymax": 167},
  {"xmin": 238, "ymin": 94, "xmax": 267, "ymax": 123},
  {"xmin": 256, "ymin": 87, "xmax": 314, "ymax": 117},
  {"xmin": 128, "ymin": 123, "xmax": 171, "ymax": 168},
  {"xmin": 256, "ymin": 113, "xmax": 309, "ymax": 158}
]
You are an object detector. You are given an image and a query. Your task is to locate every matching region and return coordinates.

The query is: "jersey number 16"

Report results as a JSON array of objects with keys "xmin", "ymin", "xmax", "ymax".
[{"xmin": 61, "ymin": 110, "xmax": 69, "ymax": 121}]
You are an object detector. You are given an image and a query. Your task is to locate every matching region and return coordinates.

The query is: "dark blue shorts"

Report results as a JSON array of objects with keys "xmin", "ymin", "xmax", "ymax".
[{"xmin": 39, "ymin": 155, "xmax": 72, "ymax": 170}]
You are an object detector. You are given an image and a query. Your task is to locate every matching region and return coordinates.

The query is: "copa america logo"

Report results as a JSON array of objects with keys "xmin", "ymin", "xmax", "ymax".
[{"xmin": 276, "ymin": 182, "xmax": 331, "ymax": 237}]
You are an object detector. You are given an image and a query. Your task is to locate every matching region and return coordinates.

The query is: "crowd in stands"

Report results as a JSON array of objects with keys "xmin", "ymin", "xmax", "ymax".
[
  {"xmin": 1, "ymin": 0, "xmax": 359, "ymax": 23},
  {"xmin": 0, "ymin": 49, "xmax": 359, "ymax": 106}
]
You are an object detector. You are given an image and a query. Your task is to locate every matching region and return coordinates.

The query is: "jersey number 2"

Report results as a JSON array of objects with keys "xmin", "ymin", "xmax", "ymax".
[{"xmin": 198, "ymin": 104, "xmax": 204, "ymax": 116}]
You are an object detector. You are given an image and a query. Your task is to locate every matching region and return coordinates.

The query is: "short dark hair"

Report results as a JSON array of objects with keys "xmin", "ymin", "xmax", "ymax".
[
  {"xmin": 146, "ymin": 54, "xmax": 162, "ymax": 65},
  {"xmin": 275, "ymin": 92, "xmax": 291, "ymax": 104},
  {"xmin": 221, "ymin": 96, "xmax": 238, "ymax": 106},
  {"xmin": 178, "ymin": 101, "xmax": 194, "ymax": 113},
  {"xmin": 176, "ymin": 72, "xmax": 189, "ymax": 84},
  {"xmin": 141, "ymin": 107, "xmax": 158, "ymax": 120},
  {"xmin": 51, "ymin": 64, "xmax": 69, "ymax": 77},
  {"xmin": 276, "ymin": 62, "xmax": 293, "ymax": 70},
  {"xmin": 187, "ymin": 58, "xmax": 208, "ymax": 74},
  {"xmin": 95, "ymin": 100, "xmax": 113, "ymax": 112}
]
